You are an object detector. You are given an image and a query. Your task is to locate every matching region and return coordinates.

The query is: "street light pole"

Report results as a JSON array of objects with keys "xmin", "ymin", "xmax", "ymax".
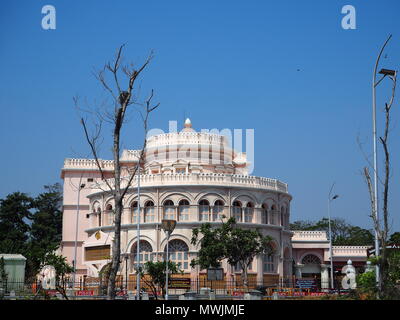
[
  {"xmin": 328, "ymin": 183, "xmax": 339, "ymax": 290},
  {"xmin": 372, "ymin": 34, "xmax": 393, "ymax": 288},
  {"xmin": 125, "ymin": 255, "xmax": 128, "ymax": 293},
  {"xmin": 136, "ymin": 162, "xmax": 141, "ymax": 300},
  {"xmin": 161, "ymin": 219, "xmax": 176, "ymax": 301},
  {"xmin": 165, "ymin": 230, "xmax": 170, "ymax": 300}
]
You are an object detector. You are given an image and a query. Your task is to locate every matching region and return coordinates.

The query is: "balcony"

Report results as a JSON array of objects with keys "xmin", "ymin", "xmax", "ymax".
[{"xmin": 89, "ymin": 172, "xmax": 289, "ymax": 194}]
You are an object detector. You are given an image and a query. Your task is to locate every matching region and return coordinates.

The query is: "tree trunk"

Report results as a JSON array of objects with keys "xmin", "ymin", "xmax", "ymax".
[
  {"xmin": 107, "ymin": 198, "xmax": 123, "ymax": 299},
  {"xmin": 241, "ymin": 263, "xmax": 249, "ymax": 292}
]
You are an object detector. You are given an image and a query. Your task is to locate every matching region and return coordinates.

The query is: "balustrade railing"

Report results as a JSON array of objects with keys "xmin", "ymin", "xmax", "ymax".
[{"xmin": 89, "ymin": 173, "xmax": 288, "ymax": 194}]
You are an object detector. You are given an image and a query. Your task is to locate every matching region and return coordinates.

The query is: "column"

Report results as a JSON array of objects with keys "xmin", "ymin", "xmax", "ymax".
[
  {"xmin": 294, "ymin": 264, "xmax": 304, "ymax": 279},
  {"xmin": 320, "ymin": 264, "xmax": 329, "ymax": 290},
  {"xmin": 256, "ymin": 255, "xmax": 263, "ymax": 284}
]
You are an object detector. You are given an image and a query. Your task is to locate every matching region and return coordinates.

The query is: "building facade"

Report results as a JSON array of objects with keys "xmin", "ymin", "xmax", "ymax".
[{"xmin": 60, "ymin": 119, "xmax": 368, "ymax": 289}]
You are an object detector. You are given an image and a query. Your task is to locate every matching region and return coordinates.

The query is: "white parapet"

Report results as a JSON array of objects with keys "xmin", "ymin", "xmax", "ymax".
[
  {"xmin": 292, "ymin": 231, "xmax": 328, "ymax": 242},
  {"xmin": 88, "ymin": 172, "xmax": 289, "ymax": 194},
  {"xmin": 332, "ymin": 246, "xmax": 369, "ymax": 258},
  {"xmin": 63, "ymin": 158, "xmax": 114, "ymax": 170}
]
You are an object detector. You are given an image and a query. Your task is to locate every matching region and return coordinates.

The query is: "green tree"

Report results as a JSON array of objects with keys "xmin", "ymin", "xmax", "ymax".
[
  {"xmin": 290, "ymin": 218, "xmax": 373, "ymax": 245},
  {"xmin": 389, "ymin": 232, "xmax": 400, "ymax": 244},
  {"xmin": 138, "ymin": 261, "xmax": 182, "ymax": 299},
  {"xmin": 289, "ymin": 220, "xmax": 316, "ymax": 230},
  {"xmin": 0, "ymin": 192, "xmax": 33, "ymax": 253},
  {"xmin": 191, "ymin": 218, "xmax": 274, "ymax": 291},
  {"xmin": 357, "ymin": 252, "xmax": 400, "ymax": 300},
  {"xmin": 39, "ymin": 253, "xmax": 74, "ymax": 300},
  {"xmin": 0, "ymin": 257, "xmax": 7, "ymax": 299},
  {"xmin": 25, "ymin": 184, "xmax": 63, "ymax": 279},
  {"xmin": 190, "ymin": 219, "xmax": 231, "ymax": 269},
  {"xmin": 0, "ymin": 257, "xmax": 7, "ymax": 282}
]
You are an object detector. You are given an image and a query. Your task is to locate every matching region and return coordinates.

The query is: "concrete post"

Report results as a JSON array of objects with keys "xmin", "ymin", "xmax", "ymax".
[{"xmin": 320, "ymin": 264, "xmax": 329, "ymax": 290}]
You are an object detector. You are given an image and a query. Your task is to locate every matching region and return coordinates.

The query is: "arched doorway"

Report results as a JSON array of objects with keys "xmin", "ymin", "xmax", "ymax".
[
  {"xmin": 300, "ymin": 254, "xmax": 322, "ymax": 289},
  {"xmin": 301, "ymin": 254, "xmax": 321, "ymax": 276}
]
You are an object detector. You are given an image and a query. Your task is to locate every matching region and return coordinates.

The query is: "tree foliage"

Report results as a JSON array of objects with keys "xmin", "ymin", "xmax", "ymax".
[
  {"xmin": 39, "ymin": 253, "xmax": 74, "ymax": 300},
  {"xmin": 290, "ymin": 218, "xmax": 374, "ymax": 246},
  {"xmin": 0, "ymin": 257, "xmax": 7, "ymax": 282},
  {"xmin": 191, "ymin": 217, "xmax": 274, "ymax": 290},
  {"xmin": 138, "ymin": 261, "xmax": 182, "ymax": 299},
  {"xmin": 389, "ymin": 232, "xmax": 400, "ymax": 244},
  {"xmin": 357, "ymin": 252, "xmax": 400, "ymax": 300},
  {"xmin": 0, "ymin": 184, "xmax": 63, "ymax": 280},
  {"xmin": 0, "ymin": 192, "xmax": 33, "ymax": 253}
]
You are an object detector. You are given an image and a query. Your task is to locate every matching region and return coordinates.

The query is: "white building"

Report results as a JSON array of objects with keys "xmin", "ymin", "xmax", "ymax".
[
  {"xmin": 60, "ymin": 119, "xmax": 368, "ymax": 290},
  {"xmin": 61, "ymin": 119, "xmax": 292, "ymax": 288}
]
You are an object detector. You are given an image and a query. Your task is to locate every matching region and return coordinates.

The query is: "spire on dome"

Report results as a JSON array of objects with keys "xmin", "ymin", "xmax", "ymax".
[
  {"xmin": 181, "ymin": 118, "xmax": 195, "ymax": 132},
  {"xmin": 184, "ymin": 118, "xmax": 192, "ymax": 128}
]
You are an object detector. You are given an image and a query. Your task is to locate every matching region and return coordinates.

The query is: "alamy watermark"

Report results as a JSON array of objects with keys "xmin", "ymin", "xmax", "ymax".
[
  {"xmin": 341, "ymin": 5, "xmax": 356, "ymax": 30},
  {"xmin": 146, "ymin": 121, "xmax": 255, "ymax": 174},
  {"xmin": 41, "ymin": 5, "xmax": 56, "ymax": 30}
]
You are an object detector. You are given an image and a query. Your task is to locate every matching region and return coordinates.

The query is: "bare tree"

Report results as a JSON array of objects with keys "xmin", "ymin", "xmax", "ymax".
[
  {"xmin": 76, "ymin": 45, "xmax": 159, "ymax": 299},
  {"xmin": 362, "ymin": 35, "xmax": 397, "ymax": 297}
]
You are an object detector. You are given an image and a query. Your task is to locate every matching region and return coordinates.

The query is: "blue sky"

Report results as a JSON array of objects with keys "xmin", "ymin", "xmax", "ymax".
[{"xmin": 0, "ymin": 0, "xmax": 399, "ymax": 231}]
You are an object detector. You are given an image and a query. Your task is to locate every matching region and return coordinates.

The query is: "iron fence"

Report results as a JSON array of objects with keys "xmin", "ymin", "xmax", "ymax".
[{"xmin": 0, "ymin": 277, "xmax": 347, "ymax": 300}]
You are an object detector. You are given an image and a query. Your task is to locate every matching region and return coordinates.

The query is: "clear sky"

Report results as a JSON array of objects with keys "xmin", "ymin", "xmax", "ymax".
[{"xmin": 0, "ymin": 0, "xmax": 399, "ymax": 231}]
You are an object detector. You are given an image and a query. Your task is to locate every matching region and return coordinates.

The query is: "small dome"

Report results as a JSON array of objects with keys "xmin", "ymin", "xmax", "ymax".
[
  {"xmin": 181, "ymin": 118, "xmax": 195, "ymax": 132},
  {"xmin": 184, "ymin": 118, "xmax": 192, "ymax": 128}
]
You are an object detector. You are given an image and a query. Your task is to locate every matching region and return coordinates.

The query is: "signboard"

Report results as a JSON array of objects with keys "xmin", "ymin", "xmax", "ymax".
[
  {"xmin": 169, "ymin": 278, "xmax": 191, "ymax": 289},
  {"xmin": 207, "ymin": 268, "xmax": 224, "ymax": 281},
  {"xmin": 46, "ymin": 290, "xmax": 58, "ymax": 297},
  {"xmin": 76, "ymin": 290, "xmax": 94, "ymax": 296},
  {"xmin": 295, "ymin": 279, "xmax": 317, "ymax": 289}
]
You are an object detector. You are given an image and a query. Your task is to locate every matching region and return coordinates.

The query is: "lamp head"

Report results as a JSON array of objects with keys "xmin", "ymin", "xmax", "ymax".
[
  {"xmin": 379, "ymin": 68, "xmax": 396, "ymax": 76},
  {"xmin": 161, "ymin": 219, "xmax": 177, "ymax": 233}
]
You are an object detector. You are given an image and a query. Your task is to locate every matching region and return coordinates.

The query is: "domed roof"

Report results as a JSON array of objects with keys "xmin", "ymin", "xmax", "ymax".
[{"xmin": 181, "ymin": 118, "xmax": 195, "ymax": 132}]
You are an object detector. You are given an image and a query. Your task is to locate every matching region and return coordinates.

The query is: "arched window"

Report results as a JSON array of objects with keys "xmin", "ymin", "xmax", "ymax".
[
  {"xmin": 286, "ymin": 207, "xmax": 290, "ymax": 228},
  {"xmin": 199, "ymin": 199, "xmax": 210, "ymax": 221},
  {"xmin": 131, "ymin": 240, "xmax": 154, "ymax": 270},
  {"xmin": 244, "ymin": 202, "xmax": 254, "ymax": 223},
  {"xmin": 283, "ymin": 248, "xmax": 292, "ymax": 277},
  {"xmin": 163, "ymin": 200, "xmax": 175, "ymax": 220},
  {"xmin": 166, "ymin": 239, "xmax": 189, "ymax": 270},
  {"xmin": 302, "ymin": 254, "xmax": 321, "ymax": 265},
  {"xmin": 271, "ymin": 205, "xmax": 277, "ymax": 225},
  {"xmin": 144, "ymin": 201, "xmax": 155, "ymax": 222},
  {"xmin": 232, "ymin": 201, "xmax": 242, "ymax": 222},
  {"xmin": 97, "ymin": 207, "xmax": 102, "ymax": 227},
  {"xmin": 261, "ymin": 204, "xmax": 268, "ymax": 224},
  {"xmin": 130, "ymin": 201, "xmax": 138, "ymax": 223},
  {"xmin": 105, "ymin": 204, "xmax": 113, "ymax": 225},
  {"xmin": 212, "ymin": 200, "xmax": 224, "ymax": 221},
  {"xmin": 263, "ymin": 241, "xmax": 277, "ymax": 273},
  {"xmin": 263, "ymin": 254, "xmax": 276, "ymax": 273},
  {"xmin": 280, "ymin": 206, "xmax": 285, "ymax": 226},
  {"xmin": 178, "ymin": 199, "xmax": 189, "ymax": 221}
]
